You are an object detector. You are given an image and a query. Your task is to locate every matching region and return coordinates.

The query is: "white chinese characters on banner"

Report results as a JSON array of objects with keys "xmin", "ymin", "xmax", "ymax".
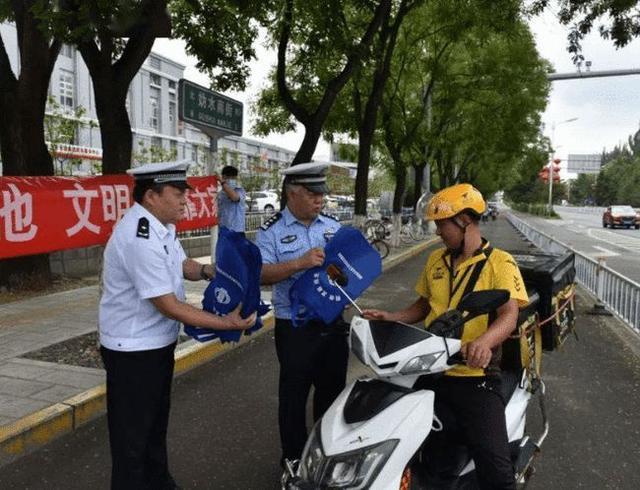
[
  {"xmin": 63, "ymin": 183, "xmax": 101, "ymax": 237},
  {"xmin": 184, "ymin": 186, "xmax": 217, "ymax": 220},
  {"xmin": 0, "ymin": 183, "xmax": 39, "ymax": 242},
  {"xmin": 100, "ymin": 184, "xmax": 130, "ymax": 222}
]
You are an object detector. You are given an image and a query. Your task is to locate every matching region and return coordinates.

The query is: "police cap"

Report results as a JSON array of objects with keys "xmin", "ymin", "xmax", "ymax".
[
  {"xmin": 281, "ymin": 161, "xmax": 330, "ymax": 194},
  {"xmin": 127, "ymin": 161, "xmax": 192, "ymax": 189}
]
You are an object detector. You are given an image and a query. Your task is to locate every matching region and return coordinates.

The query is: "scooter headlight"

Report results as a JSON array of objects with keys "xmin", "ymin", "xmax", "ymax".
[
  {"xmin": 399, "ymin": 351, "xmax": 444, "ymax": 374},
  {"xmin": 298, "ymin": 423, "xmax": 398, "ymax": 488}
]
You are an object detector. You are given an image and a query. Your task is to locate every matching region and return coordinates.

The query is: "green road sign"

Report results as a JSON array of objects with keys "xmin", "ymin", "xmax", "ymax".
[{"xmin": 179, "ymin": 79, "xmax": 243, "ymax": 136}]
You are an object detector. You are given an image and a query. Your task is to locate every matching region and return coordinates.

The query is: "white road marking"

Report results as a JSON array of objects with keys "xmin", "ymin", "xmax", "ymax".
[{"xmin": 590, "ymin": 245, "xmax": 619, "ymax": 257}]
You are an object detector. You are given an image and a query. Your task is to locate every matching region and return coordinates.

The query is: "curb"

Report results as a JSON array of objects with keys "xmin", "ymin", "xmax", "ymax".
[{"xmin": 0, "ymin": 239, "xmax": 434, "ymax": 466}]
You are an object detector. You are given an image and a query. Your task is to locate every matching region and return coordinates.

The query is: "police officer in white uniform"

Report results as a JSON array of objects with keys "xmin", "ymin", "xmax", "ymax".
[
  {"xmin": 255, "ymin": 162, "xmax": 348, "ymax": 466},
  {"xmin": 99, "ymin": 161, "xmax": 255, "ymax": 490}
]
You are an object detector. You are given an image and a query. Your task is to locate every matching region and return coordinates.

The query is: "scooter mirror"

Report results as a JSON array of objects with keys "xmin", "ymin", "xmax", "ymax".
[{"xmin": 458, "ymin": 290, "xmax": 509, "ymax": 315}]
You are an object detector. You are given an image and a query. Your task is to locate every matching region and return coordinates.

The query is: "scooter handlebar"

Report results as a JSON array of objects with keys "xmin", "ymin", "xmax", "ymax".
[{"xmin": 447, "ymin": 352, "xmax": 465, "ymax": 365}]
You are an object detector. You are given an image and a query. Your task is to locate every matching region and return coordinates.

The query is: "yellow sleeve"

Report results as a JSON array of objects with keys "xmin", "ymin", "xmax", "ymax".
[
  {"xmin": 415, "ymin": 251, "xmax": 439, "ymax": 298},
  {"xmin": 493, "ymin": 251, "xmax": 529, "ymax": 307}
]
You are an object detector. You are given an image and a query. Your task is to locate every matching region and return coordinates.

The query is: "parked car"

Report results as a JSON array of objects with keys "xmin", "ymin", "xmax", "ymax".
[
  {"xmin": 246, "ymin": 191, "xmax": 279, "ymax": 213},
  {"xmin": 602, "ymin": 205, "xmax": 640, "ymax": 229}
]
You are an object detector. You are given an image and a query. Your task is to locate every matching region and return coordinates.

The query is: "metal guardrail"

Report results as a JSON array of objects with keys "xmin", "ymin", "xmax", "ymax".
[
  {"xmin": 557, "ymin": 205, "xmax": 605, "ymax": 215},
  {"xmin": 507, "ymin": 212, "xmax": 640, "ymax": 335}
]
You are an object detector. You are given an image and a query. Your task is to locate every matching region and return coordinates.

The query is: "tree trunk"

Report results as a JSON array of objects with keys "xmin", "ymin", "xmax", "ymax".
[
  {"xmin": 93, "ymin": 79, "xmax": 132, "ymax": 174},
  {"xmin": 0, "ymin": 4, "xmax": 62, "ymax": 288},
  {"xmin": 292, "ymin": 122, "xmax": 322, "ymax": 165},
  {"xmin": 390, "ymin": 166, "xmax": 407, "ymax": 248},
  {"xmin": 412, "ymin": 163, "xmax": 425, "ymax": 207}
]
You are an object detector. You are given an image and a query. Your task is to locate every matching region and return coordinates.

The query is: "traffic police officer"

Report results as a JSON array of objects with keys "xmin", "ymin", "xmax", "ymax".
[
  {"xmin": 217, "ymin": 165, "xmax": 246, "ymax": 233},
  {"xmin": 99, "ymin": 161, "xmax": 255, "ymax": 490},
  {"xmin": 255, "ymin": 162, "xmax": 348, "ymax": 465}
]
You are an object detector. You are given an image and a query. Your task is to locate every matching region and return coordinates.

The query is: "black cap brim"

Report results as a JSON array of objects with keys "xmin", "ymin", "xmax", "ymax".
[
  {"xmin": 302, "ymin": 182, "xmax": 330, "ymax": 194},
  {"xmin": 166, "ymin": 181, "xmax": 192, "ymax": 190}
]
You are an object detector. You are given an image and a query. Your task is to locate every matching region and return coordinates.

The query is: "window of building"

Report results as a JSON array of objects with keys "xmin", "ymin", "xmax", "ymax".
[
  {"xmin": 149, "ymin": 56, "xmax": 161, "ymax": 70},
  {"xmin": 59, "ymin": 69, "xmax": 74, "ymax": 109},
  {"xmin": 149, "ymin": 87, "xmax": 160, "ymax": 132},
  {"xmin": 168, "ymin": 91, "xmax": 176, "ymax": 136},
  {"xmin": 168, "ymin": 80, "xmax": 176, "ymax": 90},
  {"xmin": 152, "ymin": 137, "xmax": 162, "ymax": 149},
  {"xmin": 149, "ymin": 73, "xmax": 161, "ymax": 87}
]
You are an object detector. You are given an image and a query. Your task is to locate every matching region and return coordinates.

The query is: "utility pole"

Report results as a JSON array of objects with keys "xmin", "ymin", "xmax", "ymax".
[{"xmin": 548, "ymin": 117, "xmax": 578, "ymax": 213}]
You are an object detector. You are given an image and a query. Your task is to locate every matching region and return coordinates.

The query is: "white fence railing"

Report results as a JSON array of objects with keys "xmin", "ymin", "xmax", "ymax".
[{"xmin": 507, "ymin": 213, "xmax": 640, "ymax": 335}]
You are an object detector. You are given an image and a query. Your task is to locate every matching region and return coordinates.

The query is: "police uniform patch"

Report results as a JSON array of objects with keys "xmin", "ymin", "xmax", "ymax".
[
  {"xmin": 280, "ymin": 234, "xmax": 298, "ymax": 244},
  {"xmin": 136, "ymin": 217, "xmax": 150, "ymax": 239},
  {"xmin": 323, "ymin": 229, "xmax": 336, "ymax": 242},
  {"xmin": 321, "ymin": 212, "xmax": 340, "ymax": 222},
  {"xmin": 260, "ymin": 212, "xmax": 282, "ymax": 231}
]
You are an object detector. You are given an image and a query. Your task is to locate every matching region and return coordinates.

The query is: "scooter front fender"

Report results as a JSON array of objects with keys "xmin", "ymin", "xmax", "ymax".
[{"xmin": 320, "ymin": 380, "xmax": 437, "ymax": 490}]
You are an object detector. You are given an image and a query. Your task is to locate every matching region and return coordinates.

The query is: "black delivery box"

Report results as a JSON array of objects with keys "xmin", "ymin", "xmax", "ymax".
[{"xmin": 510, "ymin": 251, "xmax": 576, "ymax": 351}]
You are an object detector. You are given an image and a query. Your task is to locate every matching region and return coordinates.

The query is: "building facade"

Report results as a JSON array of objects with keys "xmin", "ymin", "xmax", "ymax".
[{"xmin": 0, "ymin": 22, "xmax": 296, "ymax": 179}]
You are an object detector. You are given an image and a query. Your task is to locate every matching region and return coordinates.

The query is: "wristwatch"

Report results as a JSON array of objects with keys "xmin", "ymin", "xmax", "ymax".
[{"xmin": 200, "ymin": 264, "xmax": 213, "ymax": 281}]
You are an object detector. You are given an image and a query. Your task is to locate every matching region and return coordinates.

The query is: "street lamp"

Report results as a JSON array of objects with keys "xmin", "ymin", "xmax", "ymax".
[{"xmin": 548, "ymin": 117, "xmax": 578, "ymax": 212}]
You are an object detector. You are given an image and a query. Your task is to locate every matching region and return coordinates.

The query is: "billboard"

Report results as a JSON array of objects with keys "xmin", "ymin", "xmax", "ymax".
[{"xmin": 567, "ymin": 154, "xmax": 602, "ymax": 174}]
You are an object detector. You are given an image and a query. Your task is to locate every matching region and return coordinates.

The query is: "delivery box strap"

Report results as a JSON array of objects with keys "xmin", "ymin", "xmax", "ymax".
[{"xmin": 537, "ymin": 289, "xmax": 575, "ymax": 328}]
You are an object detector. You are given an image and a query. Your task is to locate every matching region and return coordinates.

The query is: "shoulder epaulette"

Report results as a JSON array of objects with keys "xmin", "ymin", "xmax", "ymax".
[
  {"xmin": 260, "ymin": 212, "xmax": 283, "ymax": 231},
  {"xmin": 136, "ymin": 217, "xmax": 150, "ymax": 239},
  {"xmin": 321, "ymin": 211, "xmax": 340, "ymax": 222}
]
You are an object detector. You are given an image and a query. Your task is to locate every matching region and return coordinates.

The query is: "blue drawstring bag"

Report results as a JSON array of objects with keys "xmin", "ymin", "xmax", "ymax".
[
  {"xmin": 184, "ymin": 227, "xmax": 270, "ymax": 343},
  {"xmin": 289, "ymin": 226, "xmax": 382, "ymax": 326}
]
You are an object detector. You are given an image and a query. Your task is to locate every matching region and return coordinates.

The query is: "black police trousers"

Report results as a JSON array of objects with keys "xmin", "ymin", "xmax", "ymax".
[
  {"xmin": 100, "ymin": 342, "xmax": 177, "ymax": 490},
  {"xmin": 419, "ymin": 376, "xmax": 516, "ymax": 490},
  {"xmin": 274, "ymin": 318, "xmax": 349, "ymax": 462}
]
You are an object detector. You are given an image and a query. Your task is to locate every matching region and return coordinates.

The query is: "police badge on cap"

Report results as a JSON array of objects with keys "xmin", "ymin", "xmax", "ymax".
[
  {"xmin": 127, "ymin": 160, "xmax": 192, "ymax": 190},
  {"xmin": 281, "ymin": 161, "xmax": 331, "ymax": 194}
]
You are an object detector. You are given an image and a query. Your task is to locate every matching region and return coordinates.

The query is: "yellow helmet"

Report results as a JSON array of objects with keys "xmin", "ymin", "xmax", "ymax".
[{"xmin": 425, "ymin": 183, "xmax": 486, "ymax": 220}]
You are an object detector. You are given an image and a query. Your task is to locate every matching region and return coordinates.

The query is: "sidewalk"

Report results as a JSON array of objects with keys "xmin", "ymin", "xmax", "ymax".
[{"xmin": 0, "ymin": 236, "xmax": 436, "ymax": 466}]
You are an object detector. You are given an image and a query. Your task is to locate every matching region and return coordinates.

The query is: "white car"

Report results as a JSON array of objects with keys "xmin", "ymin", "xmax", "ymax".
[{"xmin": 247, "ymin": 191, "xmax": 279, "ymax": 213}]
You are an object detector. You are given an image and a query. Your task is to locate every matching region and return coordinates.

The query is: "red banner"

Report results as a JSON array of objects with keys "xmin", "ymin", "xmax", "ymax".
[{"xmin": 0, "ymin": 175, "xmax": 218, "ymax": 259}]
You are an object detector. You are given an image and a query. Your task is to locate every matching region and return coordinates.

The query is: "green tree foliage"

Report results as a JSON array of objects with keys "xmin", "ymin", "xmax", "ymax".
[
  {"xmin": 132, "ymin": 140, "xmax": 178, "ymax": 166},
  {"xmin": 44, "ymin": 96, "xmax": 97, "ymax": 175},
  {"xmin": 595, "ymin": 131, "xmax": 640, "ymax": 207},
  {"xmin": 529, "ymin": 0, "xmax": 640, "ymax": 61},
  {"xmin": 253, "ymin": 0, "xmax": 391, "ymax": 165},
  {"xmin": 503, "ymin": 136, "xmax": 550, "ymax": 204},
  {"xmin": 51, "ymin": 0, "xmax": 172, "ymax": 174},
  {"xmin": 568, "ymin": 173, "xmax": 597, "ymax": 204},
  {"xmin": 171, "ymin": 0, "xmax": 268, "ymax": 91},
  {"xmin": 426, "ymin": 16, "xmax": 549, "ymax": 197}
]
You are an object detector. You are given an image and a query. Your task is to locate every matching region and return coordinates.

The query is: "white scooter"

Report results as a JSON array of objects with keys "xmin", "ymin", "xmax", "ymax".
[{"xmin": 283, "ymin": 290, "xmax": 548, "ymax": 489}]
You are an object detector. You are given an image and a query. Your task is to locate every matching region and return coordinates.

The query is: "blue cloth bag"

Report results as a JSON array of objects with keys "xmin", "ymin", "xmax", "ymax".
[
  {"xmin": 289, "ymin": 226, "xmax": 382, "ymax": 326},
  {"xmin": 184, "ymin": 227, "xmax": 270, "ymax": 343}
]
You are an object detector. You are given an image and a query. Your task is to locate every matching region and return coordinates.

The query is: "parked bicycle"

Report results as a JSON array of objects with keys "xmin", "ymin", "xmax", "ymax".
[
  {"xmin": 400, "ymin": 215, "xmax": 429, "ymax": 243},
  {"xmin": 358, "ymin": 219, "xmax": 390, "ymax": 259}
]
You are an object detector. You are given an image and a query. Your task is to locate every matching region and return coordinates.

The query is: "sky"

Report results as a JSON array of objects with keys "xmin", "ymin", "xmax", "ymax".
[{"xmin": 153, "ymin": 6, "xmax": 640, "ymax": 176}]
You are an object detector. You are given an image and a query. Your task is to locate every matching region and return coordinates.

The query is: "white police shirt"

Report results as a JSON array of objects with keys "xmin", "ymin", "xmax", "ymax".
[
  {"xmin": 256, "ymin": 206, "xmax": 340, "ymax": 320},
  {"xmin": 99, "ymin": 203, "xmax": 186, "ymax": 351}
]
